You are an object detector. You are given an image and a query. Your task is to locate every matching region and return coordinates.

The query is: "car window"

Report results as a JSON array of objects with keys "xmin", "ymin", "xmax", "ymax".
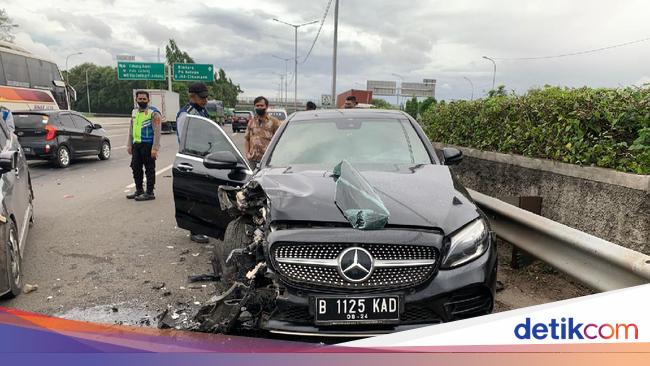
[
  {"xmin": 181, "ymin": 115, "xmax": 244, "ymax": 162},
  {"xmin": 268, "ymin": 118, "xmax": 432, "ymax": 167},
  {"xmin": 59, "ymin": 114, "xmax": 76, "ymax": 129},
  {"xmin": 0, "ymin": 51, "xmax": 30, "ymax": 88},
  {"xmin": 71, "ymin": 114, "xmax": 92, "ymax": 130},
  {"xmin": 13, "ymin": 114, "xmax": 49, "ymax": 129},
  {"xmin": 234, "ymin": 112, "xmax": 250, "ymax": 119},
  {"xmin": 0, "ymin": 54, "xmax": 6, "ymax": 85}
]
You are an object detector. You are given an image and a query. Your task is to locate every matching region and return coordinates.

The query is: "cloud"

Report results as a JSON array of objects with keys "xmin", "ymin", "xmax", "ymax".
[{"xmin": 3, "ymin": 0, "xmax": 650, "ymax": 101}]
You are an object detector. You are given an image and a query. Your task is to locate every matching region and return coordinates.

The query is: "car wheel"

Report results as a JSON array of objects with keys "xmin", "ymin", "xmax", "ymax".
[
  {"xmin": 1, "ymin": 220, "xmax": 22, "ymax": 299},
  {"xmin": 98, "ymin": 141, "xmax": 111, "ymax": 160},
  {"xmin": 213, "ymin": 216, "xmax": 251, "ymax": 284},
  {"xmin": 54, "ymin": 145, "xmax": 70, "ymax": 168}
]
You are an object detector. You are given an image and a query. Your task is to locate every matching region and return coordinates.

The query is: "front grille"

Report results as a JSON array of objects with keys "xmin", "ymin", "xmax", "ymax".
[{"xmin": 272, "ymin": 243, "xmax": 439, "ymax": 290}]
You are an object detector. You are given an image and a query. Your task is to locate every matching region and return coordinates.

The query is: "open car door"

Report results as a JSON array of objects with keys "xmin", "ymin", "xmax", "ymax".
[{"xmin": 173, "ymin": 115, "xmax": 253, "ymax": 239}]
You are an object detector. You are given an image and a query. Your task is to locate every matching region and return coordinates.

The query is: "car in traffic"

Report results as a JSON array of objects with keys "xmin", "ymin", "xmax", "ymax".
[
  {"xmin": 232, "ymin": 110, "xmax": 253, "ymax": 133},
  {"xmin": 172, "ymin": 109, "xmax": 496, "ymax": 337},
  {"xmin": 13, "ymin": 111, "xmax": 111, "ymax": 168},
  {"xmin": 267, "ymin": 108, "xmax": 288, "ymax": 122},
  {"xmin": 0, "ymin": 119, "xmax": 34, "ymax": 299}
]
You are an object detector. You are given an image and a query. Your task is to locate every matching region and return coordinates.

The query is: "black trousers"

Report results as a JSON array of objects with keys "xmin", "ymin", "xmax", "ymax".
[{"xmin": 130, "ymin": 143, "xmax": 156, "ymax": 193}]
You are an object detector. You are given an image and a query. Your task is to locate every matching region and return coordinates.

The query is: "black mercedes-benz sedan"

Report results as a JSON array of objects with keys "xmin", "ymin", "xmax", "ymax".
[{"xmin": 172, "ymin": 109, "xmax": 497, "ymax": 337}]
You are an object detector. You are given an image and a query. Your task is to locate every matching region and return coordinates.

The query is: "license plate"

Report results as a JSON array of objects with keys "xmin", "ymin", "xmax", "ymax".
[
  {"xmin": 22, "ymin": 147, "xmax": 32, "ymax": 153},
  {"xmin": 314, "ymin": 296, "xmax": 400, "ymax": 324}
]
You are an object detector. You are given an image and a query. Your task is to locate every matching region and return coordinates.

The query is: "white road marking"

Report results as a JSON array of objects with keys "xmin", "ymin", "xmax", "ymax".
[
  {"xmin": 125, "ymin": 164, "xmax": 174, "ymax": 189},
  {"xmin": 113, "ymin": 145, "xmax": 127, "ymax": 150},
  {"xmin": 107, "ymin": 133, "xmax": 128, "ymax": 138}
]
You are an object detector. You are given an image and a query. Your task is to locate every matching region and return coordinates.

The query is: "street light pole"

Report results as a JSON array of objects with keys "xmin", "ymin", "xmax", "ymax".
[
  {"xmin": 272, "ymin": 55, "xmax": 292, "ymax": 108},
  {"xmin": 85, "ymin": 68, "xmax": 91, "ymax": 114},
  {"xmin": 65, "ymin": 52, "xmax": 83, "ymax": 85},
  {"xmin": 463, "ymin": 76, "xmax": 475, "ymax": 100},
  {"xmin": 331, "ymin": 0, "xmax": 339, "ymax": 109},
  {"xmin": 482, "ymin": 56, "xmax": 497, "ymax": 90},
  {"xmin": 273, "ymin": 18, "xmax": 318, "ymax": 112}
]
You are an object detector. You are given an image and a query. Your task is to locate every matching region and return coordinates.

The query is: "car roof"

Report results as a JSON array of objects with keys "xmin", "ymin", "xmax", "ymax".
[{"xmin": 290, "ymin": 108, "xmax": 409, "ymax": 122}]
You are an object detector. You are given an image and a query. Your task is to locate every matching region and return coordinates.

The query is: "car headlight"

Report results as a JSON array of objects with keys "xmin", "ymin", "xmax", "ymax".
[{"xmin": 442, "ymin": 219, "xmax": 489, "ymax": 269}]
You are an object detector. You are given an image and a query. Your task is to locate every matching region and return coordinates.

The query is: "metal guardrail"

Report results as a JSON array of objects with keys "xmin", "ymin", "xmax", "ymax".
[{"xmin": 468, "ymin": 189, "xmax": 650, "ymax": 292}]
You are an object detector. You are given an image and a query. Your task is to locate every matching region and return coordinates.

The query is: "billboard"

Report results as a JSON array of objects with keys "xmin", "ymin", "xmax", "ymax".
[
  {"xmin": 367, "ymin": 80, "xmax": 397, "ymax": 96},
  {"xmin": 401, "ymin": 82, "xmax": 435, "ymax": 98}
]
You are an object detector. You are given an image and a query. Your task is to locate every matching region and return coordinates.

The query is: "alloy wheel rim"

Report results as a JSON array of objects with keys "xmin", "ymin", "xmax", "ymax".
[
  {"xmin": 102, "ymin": 143, "xmax": 110, "ymax": 158},
  {"xmin": 60, "ymin": 148, "xmax": 69, "ymax": 166},
  {"xmin": 8, "ymin": 226, "xmax": 19, "ymax": 287}
]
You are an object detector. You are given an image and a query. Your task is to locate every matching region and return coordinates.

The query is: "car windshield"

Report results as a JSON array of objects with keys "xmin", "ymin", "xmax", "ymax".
[
  {"xmin": 268, "ymin": 118, "xmax": 432, "ymax": 167},
  {"xmin": 235, "ymin": 112, "xmax": 250, "ymax": 118},
  {"xmin": 206, "ymin": 102, "xmax": 218, "ymax": 112}
]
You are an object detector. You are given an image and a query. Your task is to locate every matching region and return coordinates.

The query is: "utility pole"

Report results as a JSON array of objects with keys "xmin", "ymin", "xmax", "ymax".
[
  {"xmin": 85, "ymin": 68, "xmax": 91, "ymax": 113},
  {"xmin": 273, "ymin": 18, "xmax": 318, "ymax": 112},
  {"xmin": 331, "ymin": 0, "xmax": 339, "ymax": 109},
  {"xmin": 167, "ymin": 64, "xmax": 172, "ymax": 91},
  {"xmin": 482, "ymin": 56, "xmax": 497, "ymax": 90}
]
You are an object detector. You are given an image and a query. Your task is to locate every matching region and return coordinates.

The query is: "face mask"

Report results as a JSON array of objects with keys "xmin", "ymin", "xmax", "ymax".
[
  {"xmin": 137, "ymin": 102, "xmax": 148, "ymax": 109},
  {"xmin": 255, "ymin": 108, "xmax": 266, "ymax": 116}
]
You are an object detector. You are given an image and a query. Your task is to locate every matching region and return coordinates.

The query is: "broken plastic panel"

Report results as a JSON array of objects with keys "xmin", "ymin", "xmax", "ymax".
[{"xmin": 333, "ymin": 160, "xmax": 390, "ymax": 230}]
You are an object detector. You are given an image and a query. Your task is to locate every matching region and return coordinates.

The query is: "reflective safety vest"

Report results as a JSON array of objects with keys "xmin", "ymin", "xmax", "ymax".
[{"xmin": 131, "ymin": 107, "xmax": 159, "ymax": 144}]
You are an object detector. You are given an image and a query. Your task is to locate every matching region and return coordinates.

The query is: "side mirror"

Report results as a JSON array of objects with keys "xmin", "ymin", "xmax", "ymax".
[
  {"xmin": 0, "ymin": 151, "xmax": 16, "ymax": 173},
  {"xmin": 443, "ymin": 147, "xmax": 463, "ymax": 166},
  {"xmin": 203, "ymin": 151, "xmax": 239, "ymax": 170},
  {"xmin": 93, "ymin": 123, "xmax": 103, "ymax": 129}
]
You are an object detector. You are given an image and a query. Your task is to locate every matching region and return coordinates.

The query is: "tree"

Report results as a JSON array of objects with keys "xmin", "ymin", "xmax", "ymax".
[
  {"xmin": 209, "ymin": 68, "xmax": 243, "ymax": 108},
  {"xmin": 166, "ymin": 39, "xmax": 194, "ymax": 64},
  {"xmin": 419, "ymin": 97, "xmax": 437, "ymax": 114},
  {"xmin": 0, "ymin": 9, "xmax": 18, "ymax": 42},
  {"xmin": 371, "ymin": 98, "xmax": 393, "ymax": 109},
  {"xmin": 405, "ymin": 96, "xmax": 419, "ymax": 117},
  {"xmin": 487, "ymin": 85, "xmax": 507, "ymax": 98}
]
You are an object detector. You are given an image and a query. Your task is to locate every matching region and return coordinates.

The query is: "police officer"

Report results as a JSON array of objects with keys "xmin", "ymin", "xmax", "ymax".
[
  {"xmin": 126, "ymin": 91, "xmax": 162, "ymax": 201},
  {"xmin": 176, "ymin": 82, "xmax": 210, "ymax": 143},
  {"xmin": 175, "ymin": 82, "xmax": 211, "ymax": 244}
]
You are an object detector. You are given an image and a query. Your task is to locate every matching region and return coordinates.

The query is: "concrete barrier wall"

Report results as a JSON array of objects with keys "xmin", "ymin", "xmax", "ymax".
[{"xmin": 434, "ymin": 144, "xmax": 650, "ymax": 254}]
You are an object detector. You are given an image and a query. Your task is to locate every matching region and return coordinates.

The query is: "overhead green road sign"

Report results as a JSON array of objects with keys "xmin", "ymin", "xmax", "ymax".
[
  {"xmin": 173, "ymin": 63, "xmax": 214, "ymax": 82},
  {"xmin": 117, "ymin": 61, "xmax": 165, "ymax": 80}
]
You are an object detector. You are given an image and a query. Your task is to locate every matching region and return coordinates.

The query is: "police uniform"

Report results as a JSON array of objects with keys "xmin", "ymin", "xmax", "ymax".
[{"xmin": 127, "ymin": 105, "xmax": 161, "ymax": 199}]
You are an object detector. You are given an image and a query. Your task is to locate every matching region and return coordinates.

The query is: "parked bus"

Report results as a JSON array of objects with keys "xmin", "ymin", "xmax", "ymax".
[{"xmin": 0, "ymin": 41, "xmax": 74, "ymax": 111}]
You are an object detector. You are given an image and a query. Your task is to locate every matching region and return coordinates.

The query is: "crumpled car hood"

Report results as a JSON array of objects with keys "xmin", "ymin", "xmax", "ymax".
[{"xmin": 255, "ymin": 165, "xmax": 480, "ymax": 235}]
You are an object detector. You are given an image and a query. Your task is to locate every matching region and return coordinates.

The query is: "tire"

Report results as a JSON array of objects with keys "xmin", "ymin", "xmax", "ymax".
[
  {"xmin": 213, "ymin": 216, "xmax": 251, "ymax": 284},
  {"xmin": 1, "ymin": 220, "xmax": 22, "ymax": 299},
  {"xmin": 98, "ymin": 141, "xmax": 111, "ymax": 160},
  {"xmin": 53, "ymin": 145, "xmax": 70, "ymax": 168}
]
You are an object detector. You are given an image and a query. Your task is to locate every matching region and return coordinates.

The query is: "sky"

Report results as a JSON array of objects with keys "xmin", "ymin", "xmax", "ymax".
[{"xmin": 3, "ymin": 0, "xmax": 650, "ymax": 103}]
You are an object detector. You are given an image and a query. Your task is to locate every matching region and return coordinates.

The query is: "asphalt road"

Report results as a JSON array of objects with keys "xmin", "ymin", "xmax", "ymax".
[
  {"xmin": 1, "ymin": 116, "xmax": 589, "ymax": 328},
  {"xmin": 2, "ymin": 117, "xmax": 249, "ymax": 325}
]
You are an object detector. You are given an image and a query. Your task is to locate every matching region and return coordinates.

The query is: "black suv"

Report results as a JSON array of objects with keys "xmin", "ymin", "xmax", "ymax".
[
  {"xmin": 232, "ymin": 111, "xmax": 253, "ymax": 133},
  {"xmin": 13, "ymin": 111, "xmax": 111, "ymax": 168}
]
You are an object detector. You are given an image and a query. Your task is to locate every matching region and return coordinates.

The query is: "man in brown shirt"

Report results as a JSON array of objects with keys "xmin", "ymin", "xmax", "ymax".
[{"xmin": 244, "ymin": 96, "xmax": 282, "ymax": 166}]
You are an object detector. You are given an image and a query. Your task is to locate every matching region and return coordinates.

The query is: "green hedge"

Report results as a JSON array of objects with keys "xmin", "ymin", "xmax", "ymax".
[{"xmin": 421, "ymin": 86, "xmax": 650, "ymax": 175}]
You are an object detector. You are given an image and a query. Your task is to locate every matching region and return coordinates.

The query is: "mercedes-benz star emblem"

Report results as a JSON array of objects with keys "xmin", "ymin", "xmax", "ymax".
[{"xmin": 337, "ymin": 247, "xmax": 374, "ymax": 283}]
